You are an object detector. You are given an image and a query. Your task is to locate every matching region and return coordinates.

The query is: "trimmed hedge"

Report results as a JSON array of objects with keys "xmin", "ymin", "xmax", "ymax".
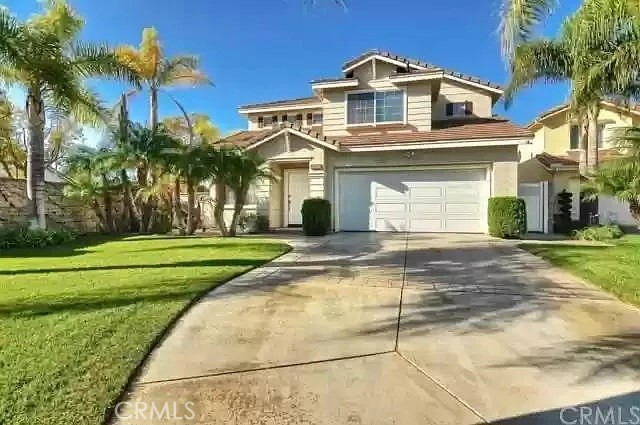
[
  {"xmin": 488, "ymin": 197, "xmax": 527, "ymax": 239},
  {"xmin": 301, "ymin": 198, "xmax": 331, "ymax": 236},
  {"xmin": 0, "ymin": 226, "xmax": 78, "ymax": 249}
]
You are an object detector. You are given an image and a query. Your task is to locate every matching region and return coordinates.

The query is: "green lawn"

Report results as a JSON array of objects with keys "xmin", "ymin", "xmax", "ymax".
[
  {"xmin": 521, "ymin": 235, "xmax": 640, "ymax": 306},
  {"xmin": 0, "ymin": 235, "xmax": 289, "ymax": 425}
]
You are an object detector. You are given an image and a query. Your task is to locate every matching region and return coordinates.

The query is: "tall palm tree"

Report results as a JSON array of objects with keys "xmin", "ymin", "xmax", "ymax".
[
  {"xmin": 115, "ymin": 27, "xmax": 212, "ymax": 131},
  {"xmin": 0, "ymin": 1, "xmax": 138, "ymax": 229},
  {"xmin": 504, "ymin": 0, "xmax": 640, "ymax": 174}
]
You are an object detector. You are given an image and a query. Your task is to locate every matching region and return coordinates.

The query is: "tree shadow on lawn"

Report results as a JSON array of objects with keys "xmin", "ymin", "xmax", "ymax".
[
  {"xmin": 0, "ymin": 257, "xmax": 269, "ymax": 276},
  {"xmin": 0, "ymin": 234, "xmax": 123, "ymax": 259},
  {"xmin": 0, "ymin": 268, "xmax": 263, "ymax": 317}
]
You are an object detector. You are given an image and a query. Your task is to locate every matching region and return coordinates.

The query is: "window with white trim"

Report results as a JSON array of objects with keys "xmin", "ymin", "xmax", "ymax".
[
  {"xmin": 257, "ymin": 116, "xmax": 264, "ymax": 128},
  {"xmin": 347, "ymin": 90, "xmax": 404, "ymax": 125},
  {"xmin": 312, "ymin": 112, "xmax": 323, "ymax": 125}
]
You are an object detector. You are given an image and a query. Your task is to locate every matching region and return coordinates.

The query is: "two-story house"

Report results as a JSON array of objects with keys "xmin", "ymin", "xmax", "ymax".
[
  {"xmin": 519, "ymin": 100, "xmax": 637, "ymax": 231},
  {"xmin": 218, "ymin": 50, "xmax": 532, "ymax": 233}
]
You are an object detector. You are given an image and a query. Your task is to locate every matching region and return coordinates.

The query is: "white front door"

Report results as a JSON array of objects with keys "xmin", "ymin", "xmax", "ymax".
[
  {"xmin": 285, "ymin": 169, "xmax": 309, "ymax": 226},
  {"xmin": 337, "ymin": 168, "xmax": 488, "ymax": 233}
]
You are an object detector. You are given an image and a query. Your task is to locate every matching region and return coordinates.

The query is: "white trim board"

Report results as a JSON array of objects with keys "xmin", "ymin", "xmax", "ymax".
[{"xmin": 244, "ymin": 128, "xmax": 340, "ymax": 152}]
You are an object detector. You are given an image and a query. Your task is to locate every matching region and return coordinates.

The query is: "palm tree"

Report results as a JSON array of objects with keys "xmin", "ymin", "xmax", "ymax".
[
  {"xmin": 504, "ymin": 0, "xmax": 640, "ymax": 174},
  {"xmin": 225, "ymin": 151, "xmax": 272, "ymax": 237},
  {"xmin": 115, "ymin": 27, "xmax": 212, "ymax": 132},
  {"xmin": 64, "ymin": 145, "xmax": 119, "ymax": 233},
  {"xmin": 0, "ymin": 1, "xmax": 138, "ymax": 229}
]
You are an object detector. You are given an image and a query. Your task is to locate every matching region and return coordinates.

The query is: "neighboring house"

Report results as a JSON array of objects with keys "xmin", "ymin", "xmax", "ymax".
[
  {"xmin": 217, "ymin": 50, "xmax": 532, "ymax": 233},
  {"xmin": 519, "ymin": 101, "xmax": 638, "ymax": 231}
]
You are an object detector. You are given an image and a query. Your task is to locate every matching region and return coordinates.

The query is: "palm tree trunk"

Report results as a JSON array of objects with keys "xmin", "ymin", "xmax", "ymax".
[
  {"xmin": 121, "ymin": 169, "xmax": 139, "ymax": 232},
  {"xmin": 213, "ymin": 181, "xmax": 228, "ymax": 236},
  {"xmin": 149, "ymin": 87, "xmax": 159, "ymax": 132},
  {"xmin": 91, "ymin": 199, "xmax": 107, "ymax": 232},
  {"xmin": 101, "ymin": 174, "xmax": 115, "ymax": 233},
  {"xmin": 173, "ymin": 177, "xmax": 185, "ymax": 235},
  {"xmin": 228, "ymin": 191, "xmax": 247, "ymax": 237},
  {"xmin": 587, "ymin": 104, "xmax": 600, "ymax": 175},
  {"xmin": 186, "ymin": 178, "xmax": 196, "ymax": 235},
  {"xmin": 25, "ymin": 88, "xmax": 47, "ymax": 229},
  {"xmin": 579, "ymin": 118, "xmax": 588, "ymax": 176}
]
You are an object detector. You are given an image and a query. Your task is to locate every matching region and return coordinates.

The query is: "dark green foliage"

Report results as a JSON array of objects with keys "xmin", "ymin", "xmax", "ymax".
[
  {"xmin": 0, "ymin": 225, "xmax": 77, "ymax": 249},
  {"xmin": 554, "ymin": 190, "xmax": 573, "ymax": 234},
  {"xmin": 573, "ymin": 224, "xmax": 624, "ymax": 241},
  {"xmin": 488, "ymin": 197, "xmax": 527, "ymax": 238},
  {"xmin": 301, "ymin": 198, "xmax": 331, "ymax": 236}
]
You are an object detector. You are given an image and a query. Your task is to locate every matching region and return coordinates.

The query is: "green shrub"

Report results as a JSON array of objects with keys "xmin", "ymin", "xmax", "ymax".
[
  {"xmin": 573, "ymin": 224, "xmax": 624, "ymax": 241},
  {"xmin": 488, "ymin": 197, "xmax": 527, "ymax": 239},
  {"xmin": 0, "ymin": 226, "xmax": 78, "ymax": 249},
  {"xmin": 301, "ymin": 198, "xmax": 331, "ymax": 236}
]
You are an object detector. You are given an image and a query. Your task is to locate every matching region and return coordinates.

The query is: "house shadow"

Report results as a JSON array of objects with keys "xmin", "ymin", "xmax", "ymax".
[{"xmin": 490, "ymin": 391, "xmax": 640, "ymax": 425}]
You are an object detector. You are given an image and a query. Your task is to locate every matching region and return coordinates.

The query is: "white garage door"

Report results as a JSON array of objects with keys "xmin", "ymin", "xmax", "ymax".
[{"xmin": 337, "ymin": 168, "xmax": 488, "ymax": 233}]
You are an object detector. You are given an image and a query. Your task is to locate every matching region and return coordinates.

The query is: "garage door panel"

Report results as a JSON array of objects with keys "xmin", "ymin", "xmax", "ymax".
[
  {"xmin": 446, "ymin": 203, "xmax": 481, "ymax": 215},
  {"xmin": 338, "ymin": 168, "xmax": 487, "ymax": 233},
  {"xmin": 375, "ymin": 203, "xmax": 406, "ymax": 213},
  {"xmin": 410, "ymin": 202, "xmax": 442, "ymax": 214},
  {"xmin": 409, "ymin": 219, "xmax": 444, "ymax": 232}
]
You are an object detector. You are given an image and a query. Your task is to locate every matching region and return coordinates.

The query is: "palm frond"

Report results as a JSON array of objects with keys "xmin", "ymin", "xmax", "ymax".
[
  {"xmin": 70, "ymin": 42, "xmax": 142, "ymax": 88},
  {"xmin": 27, "ymin": 0, "xmax": 84, "ymax": 43},
  {"xmin": 504, "ymin": 38, "xmax": 570, "ymax": 106},
  {"xmin": 499, "ymin": 0, "xmax": 558, "ymax": 59},
  {"xmin": 157, "ymin": 54, "xmax": 213, "ymax": 88}
]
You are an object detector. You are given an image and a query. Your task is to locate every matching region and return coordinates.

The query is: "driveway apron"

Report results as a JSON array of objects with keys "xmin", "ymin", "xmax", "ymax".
[{"xmin": 114, "ymin": 233, "xmax": 640, "ymax": 425}]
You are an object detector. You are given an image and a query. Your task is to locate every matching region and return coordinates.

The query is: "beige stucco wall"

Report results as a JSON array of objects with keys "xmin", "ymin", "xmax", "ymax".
[
  {"xmin": 539, "ymin": 104, "xmax": 640, "ymax": 156},
  {"xmin": 518, "ymin": 158, "xmax": 552, "ymax": 183},
  {"xmin": 432, "ymin": 80, "xmax": 493, "ymax": 120}
]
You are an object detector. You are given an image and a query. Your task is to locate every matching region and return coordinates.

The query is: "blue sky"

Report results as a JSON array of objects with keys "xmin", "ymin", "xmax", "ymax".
[{"xmin": 3, "ymin": 0, "xmax": 579, "ymax": 144}]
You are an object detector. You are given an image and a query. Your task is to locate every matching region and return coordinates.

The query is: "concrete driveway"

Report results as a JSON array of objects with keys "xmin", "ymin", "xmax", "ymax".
[{"xmin": 114, "ymin": 233, "xmax": 640, "ymax": 425}]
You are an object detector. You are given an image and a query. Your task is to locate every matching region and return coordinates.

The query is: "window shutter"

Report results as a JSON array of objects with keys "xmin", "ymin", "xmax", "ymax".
[
  {"xmin": 465, "ymin": 101, "xmax": 473, "ymax": 115},
  {"xmin": 446, "ymin": 103, "xmax": 453, "ymax": 116}
]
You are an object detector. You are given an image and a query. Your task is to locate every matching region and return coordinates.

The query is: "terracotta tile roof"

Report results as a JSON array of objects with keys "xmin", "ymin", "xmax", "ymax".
[
  {"xmin": 338, "ymin": 118, "xmax": 530, "ymax": 147},
  {"xmin": 216, "ymin": 128, "xmax": 280, "ymax": 148},
  {"xmin": 219, "ymin": 118, "xmax": 530, "ymax": 151},
  {"xmin": 536, "ymin": 152, "xmax": 578, "ymax": 169},
  {"xmin": 239, "ymin": 96, "xmax": 320, "ymax": 111},
  {"xmin": 342, "ymin": 49, "xmax": 502, "ymax": 90}
]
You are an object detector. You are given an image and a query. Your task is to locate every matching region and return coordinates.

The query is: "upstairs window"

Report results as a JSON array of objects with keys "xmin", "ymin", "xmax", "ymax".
[
  {"xmin": 306, "ymin": 113, "xmax": 313, "ymax": 126},
  {"xmin": 257, "ymin": 116, "xmax": 264, "ymax": 128},
  {"xmin": 282, "ymin": 114, "xmax": 288, "ymax": 124},
  {"xmin": 347, "ymin": 90, "xmax": 404, "ymax": 125},
  {"xmin": 312, "ymin": 112, "xmax": 323, "ymax": 126},
  {"xmin": 295, "ymin": 113, "xmax": 303, "ymax": 125},
  {"xmin": 445, "ymin": 101, "xmax": 473, "ymax": 117},
  {"xmin": 570, "ymin": 124, "xmax": 580, "ymax": 149},
  {"xmin": 271, "ymin": 115, "xmax": 278, "ymax": 126}
]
